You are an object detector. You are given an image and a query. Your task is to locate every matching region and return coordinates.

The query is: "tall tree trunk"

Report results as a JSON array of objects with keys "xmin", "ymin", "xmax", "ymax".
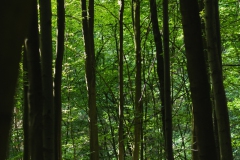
[
  {"xmin": 118, "ymin": 0, "xmax": 125, "ymax": 159},
  {"xmin": 179, "ymin": 0, "xmax": 217, "ymax": 159},
  {"xmin": 198, "ymin": 1, "xmax": 220, "ymax": 158},
  {"xmin": 25, "ymin": 1, "xmax": 44, "ymax": 159},
  {"xmin": 39, "ymin": 0, "xmax": 55, "ymax": 159},
  {"xmin": 149, "ymin": 1, "xmax": 165, "ymax": 156},
  {"xmin": 133, "ymin": 0, "xmax": 142, "ymax": 159},
  {"xmin": 81, "ymin": 0, "xmax": 99, "ymax": 159},
  {"xmin": 0, "ymin": 1, "xmax": 33, "ymax": 159},
  {"xmin": 163, "ymin": 0, "xmax": 173, "ymax": 159},
  {"xmin": 54, "ymin": 0, "xmax": 65, "ymax": 159},
  {"xmin": 204, "ymin": 0, "xmax": 233, "ymax": 159}
]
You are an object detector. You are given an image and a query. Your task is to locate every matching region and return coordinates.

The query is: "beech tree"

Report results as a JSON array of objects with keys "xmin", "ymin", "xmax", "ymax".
[
  {"xmin": 54, "ymin": 0, "xmax": 65, "ymax": 158},
  {"xmin": 2, "ymin": 0, "xmax": 238, "ymax": 159},
  {"xmin": 179, "ymin": 0, "xmax": 217, "ymax": 159},
  {"xmin": 163, "ymin": 0, "xmax": 173, "ymax": 159},
  {"xmin": 132, "ymin": 0, "xmax": 142, "ymax": 159},
  {"xmin": 25, "ymin": 0, "xmax": 43, "ymax": 158},
  {"xmin": 204, "ymin": 0, "xmax": 233, "ymax": 159},
  {"xmin": 0, "ymin": 0, "xmax": 33, "ymax": 159},
  {"xmin": 81, "ymin": 0, "xmax": 99, "ymax": 158}
]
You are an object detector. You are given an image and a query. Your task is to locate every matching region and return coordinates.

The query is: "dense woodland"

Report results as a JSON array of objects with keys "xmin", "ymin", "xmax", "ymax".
[{"xmin": 1, "ymin": 0, "xmax": 240, "ymax": 159}]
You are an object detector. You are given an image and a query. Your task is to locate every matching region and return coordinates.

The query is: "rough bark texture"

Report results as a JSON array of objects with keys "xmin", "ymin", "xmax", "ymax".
[
  {"xmin": 118, "ymin": 0, "xmax": 125, "ymax": 159},
  {"xmin": 81, "ymin": 0, "xmax": 99, "ymax": 159},
  {"xmin": 179, "ymin": 0, "xmax": 218, "ymax": 159},
  {"xmin": 0, "ymin": 0, "xmax": 33, "ymax": 159},
  {"xmin": 54, "ymin": 0, "xmax": 65, "ymax": 159},
  {"xmin": 39, "ymin": 0, "xmax": 55, "ymax": 159},
  {"xmin": 204, "ymin": 0, "xmax": 233, "ymax": 159}
]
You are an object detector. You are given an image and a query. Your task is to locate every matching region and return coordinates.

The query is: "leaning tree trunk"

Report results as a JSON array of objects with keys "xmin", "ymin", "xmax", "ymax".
[
  {"xmin": 179, "ymin": 0, "xmax": 217, "ymax": 159},
  {"xmin": 39, "ymin": 0, "xmax": 55, "ymax": 159},
  {"xmin": 81, "ymin": 0, "xmax": 99, "ymax": 159},
  {"xmin": 132, "ymin": 0, "xmax": 142, "ymax": 159},
  {"xmin": 204, "ymin": 0, "xmax": 233, "ymax": 159},
  {"xmin": 0, "ymin": 0, "xmax": 33, "ymax": 159}
]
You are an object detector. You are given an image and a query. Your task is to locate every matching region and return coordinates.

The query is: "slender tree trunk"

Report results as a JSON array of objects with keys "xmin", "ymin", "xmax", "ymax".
[
  {"xmin": 163, "ymin": 0, "xmax": 173, "ymax": 159},
  {"xmin": 81, "ymin": 0, "xmax": 99, "ymax": 159},
  {"xmin": 133, "ymin": 0, "xmax": 142, "ymax": 159},
  {"xmin": 54, "ymin": 0, "xmax": 65, "ymax": 159},
  {"xmin": 0, "ymin": 1, "xmax": 33, "ymax": 159},
  {"xmin": 179, "ymin": 0, "xmax": 217, "ymax": 159},
  {"xmin": 39, "ymin": 0, "xmax": 55, "ymax": 159},
  {"xmin": 204, "ymin": 0, "xmax": 233, "ymax": 159},
  {"xmin": 149, "ymin": 0, "xmax": 165, "ymax": 155},
  {"xmin": 118, "ymin": 0, "xmax": 125, "ymax": 159}
]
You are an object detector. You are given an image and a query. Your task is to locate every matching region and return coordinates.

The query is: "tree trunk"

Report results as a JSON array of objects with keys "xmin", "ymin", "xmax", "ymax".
[
  {"xmin": 204, "ymin": 0, "xmax": 233, "ymax": 159},
  {"xmin": 149, "ymin": 1, "xmax": 166, "ymax": 156},
  {"xmin": 179, "ymin": 0, "xmax": 217, "ymax": 159},
  {"xmin": 39, "ymin": 0, "xmax": 55, "ymax": 159},
  {"xmin": 0, "ymin": 1, "xmax": 33, "ymax": 159},
  {"xmin": 118, "ymin": 0, "xmax": 125, "ymax": 159},
  {"xmin": 54, "ymin": 0, "xmax": 65, "ymax": 159},
  {"xmin": 198, "ymin": 1, "xmax": 220, "ymax": 158},
  {"xmin": 132, "ymin": 0, "xmax": 142, "ymax": 159},
  {"xmin": 81, "ymin": 0, "xmax": 99, "ymax": 159},
  {"xmin": 25, "ymin": 1, "xmax": 44, "ymax": 159},
  {"xmin": 163, "ymin": 0, "xmax": 174, "ymax": 159}
]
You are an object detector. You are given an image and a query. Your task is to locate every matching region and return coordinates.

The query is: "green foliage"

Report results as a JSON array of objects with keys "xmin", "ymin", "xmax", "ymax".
[{"xmin": 8, "ymin": 0, "xmax": 240, "ymax": 159}]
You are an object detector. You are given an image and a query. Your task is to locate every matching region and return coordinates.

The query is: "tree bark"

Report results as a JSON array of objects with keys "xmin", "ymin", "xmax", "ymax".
[
  {"xmin": 133, "ymin": 0, "xmax": 142, "ymax": 159},
  {"xmin": 39, "ymin": 0, "xmax": 55, "ymax": 159},
  {"xmin": 0, "ymin": 0, "xmax": 33, "ymax": 159},
  {"xmin": 54, "ymin": 0, "xmax": 65, "ymax": 159},
  {"xmin": 149, "ymin": 1, "xmax": 165, "ymax": 156},
  {"xmin": 179, "ymin": 0, "xmax": 217, "ymax": 159},
  {"xmin": 163, "ymin": 0, "xmax": 174, "ymax": 159},
  {"xmin": 25, "ymin": 1, "xmax": 44, "ymax": 159},
  {"xmin": 118, "ymin": 0, "xmax": 125, "ymax": 159},
  {"xmin": 81, "ymin": 0, "xmax": 99, "ymax": 159},
  {"xmin": 204, "ymin": 0, "xmax": 233, "ymax": 159}
]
